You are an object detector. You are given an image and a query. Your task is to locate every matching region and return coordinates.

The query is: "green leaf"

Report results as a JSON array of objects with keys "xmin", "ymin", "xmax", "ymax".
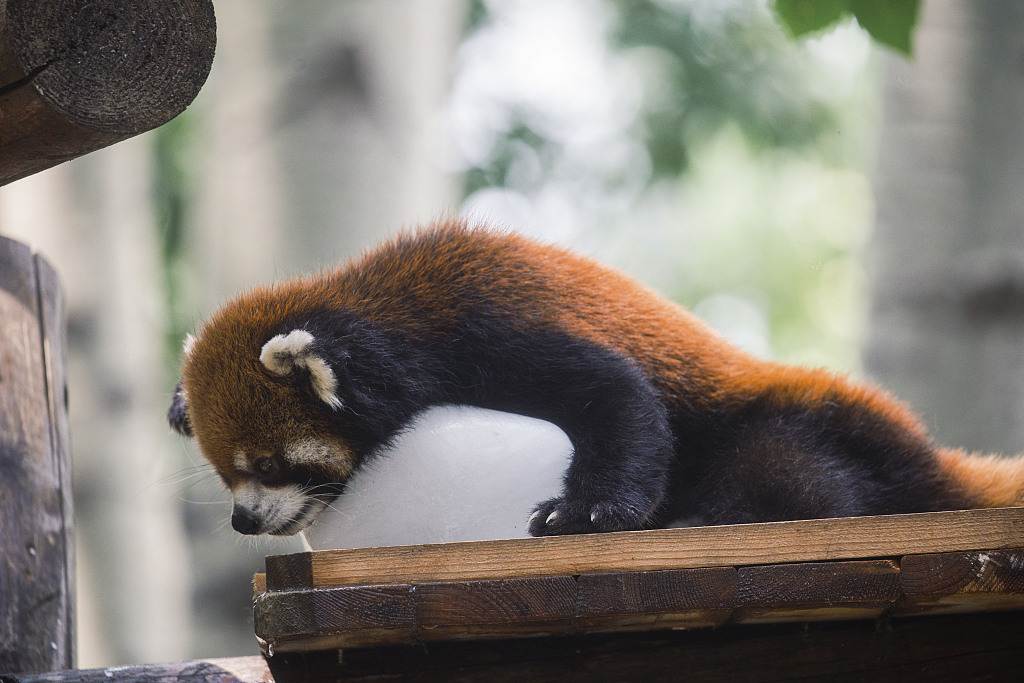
[
  {"xmin": 774, "ymin": 0, "xmax": 848, "ymax": 37},
  {"xmin": 850, "ymin": 0, "xmax": 920, "ymax": 55},
  {"xmin": 774, "ymin": 0, "xmax": 920, "ymax": 55}
]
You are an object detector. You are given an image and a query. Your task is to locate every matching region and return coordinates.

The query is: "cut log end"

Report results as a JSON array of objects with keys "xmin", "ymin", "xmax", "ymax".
[
  {"xmin": 0, "ymin": 0, "xmax": 217, "ymax": 185},
  {"xmin": 6, "ymin": 0, "xmax": 216, "ymax": 133}
]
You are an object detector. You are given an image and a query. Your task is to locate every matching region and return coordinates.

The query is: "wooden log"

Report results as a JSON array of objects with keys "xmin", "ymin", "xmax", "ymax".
[
  {"xmin": 0, "ymin": 237, "xmax": 74, "ymax": 674},
  {"xmin": 0, "ymin": 656, "xmax": 272, "ymax": 683},
  {"xmin": 264, "ymin": 507, "xmax": 1024, "ymax": 590},
  {"xmin": 0, "ymin": 0, "xmax": 216, "ymax": 186}
]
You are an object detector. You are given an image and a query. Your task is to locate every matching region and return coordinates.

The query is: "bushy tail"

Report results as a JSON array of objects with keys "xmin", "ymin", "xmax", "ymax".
[{"xmin": 936, "ymin": 448, "xmax": 1024, "ymax": 508}]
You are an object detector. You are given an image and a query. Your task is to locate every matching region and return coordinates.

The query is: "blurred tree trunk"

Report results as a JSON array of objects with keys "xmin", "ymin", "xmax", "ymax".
[
  {"xmin": 865, "ymin": 0, "xmax": 1024, "ymax": 455},
  {"xmin": 0, "ymin": 139, "xmax": 193, "ymax": 667},
  {"xmin": 267, "ymin": 0, "xmax": 464, "ymax": 265}
]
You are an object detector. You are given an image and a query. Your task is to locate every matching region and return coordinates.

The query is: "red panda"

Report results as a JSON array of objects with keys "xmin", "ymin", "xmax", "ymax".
[{"xmin": 168, "ymin": 219, "xmax": 1024, "ymax": 537}]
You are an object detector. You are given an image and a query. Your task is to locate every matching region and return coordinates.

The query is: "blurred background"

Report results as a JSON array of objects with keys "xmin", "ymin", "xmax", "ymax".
[{"xmin": 1, "ymin": 0, "xmax": 1023, "ymax": 668}]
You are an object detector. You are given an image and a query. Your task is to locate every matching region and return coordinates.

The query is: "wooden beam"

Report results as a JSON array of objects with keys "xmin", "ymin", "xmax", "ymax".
[
  {"xmin": 255, "ymin": 510, "xmax": 1024, "ymax": 652},
  {"xmin": 0, "ymin": 0, "xmax": 216, "ymax": 186},
  {"xmin": 900, "ymin": 548, "xmax": 1024, "ymax": 614},
  {"xmin": 260, "ymin": 611, "xmax": 1024, "ymax": 683},
  {"xmin": 255, "ymin": 550, "xmax": 1024, "ymax": 652},
  {"xmin": 0, "ymin": 656, "xmax": 272, "ymax": 683},
  {"xmin": 0, "ymin": 237, "xmax": 74, "ymax": 674},
  {"xmin": 735, "ymin": 559, "xmax": 900, "ymax": 623},
  {"xmin": 266, "ymin": 507, "xmax": 1024, "ymax": 589}
]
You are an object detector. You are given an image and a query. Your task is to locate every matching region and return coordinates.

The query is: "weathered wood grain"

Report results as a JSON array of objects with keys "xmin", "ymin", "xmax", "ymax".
[
  {"xmin": 899, "ymin": 548, "xmax": 1024, "ymax": 615},
  {"xmin": 0, "ymin": 0, "xmax": 216, "ymax": 185},
  {"xmin": 255, "ymin": 585, "xmax": 415, "ymax": 652},
  {"xmin": 415, "ymin": 575, "xmax": 578, "ymax": 639},
  {"xmin": 0, "ymin": 237, "xmax": 73, "ymax": 674},
  {"xmin": 257, "ymin": 569, "xmax": 737, "ymax": 651},
  {"xmin": 33, "ymin": 251, "xmax": 74, "ymax": 667},
  {"xmin": 264, "ymin": 552, "xmax": 313, "ymax": 592},
  {"xmin": 577, "ymin": 567, "xmax": 736, "ymax": 632},
  {"xmin": 264, "ymin": 507, "xmax": 1024, "ymax": 590},
  {"xmin": 735, "ymin": 560, "xmax": 900, "ymax": 623}
]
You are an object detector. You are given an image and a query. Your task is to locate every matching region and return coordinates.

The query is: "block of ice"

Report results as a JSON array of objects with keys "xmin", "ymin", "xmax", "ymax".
[{"xmin": 300, "ymin": 405, "xmax": 572, "ymax": 550}]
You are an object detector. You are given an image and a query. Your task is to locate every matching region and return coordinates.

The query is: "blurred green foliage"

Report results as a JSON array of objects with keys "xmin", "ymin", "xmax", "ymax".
[
  {"xmin": 456, "ymin": 0, "xmax": 883, "ymax": 371},
  {"xmin": 774, "ymin": 0, "xmax": 919, "ymax": 55},
  {"xmin": 463, "ymin": 0, "xmax": 870, "ymax": 198},
  {"xmin": 612, "ymin": 0, "xmax": 864, "ymax": 174},
  {"xmin": 152, "ymin": 114, "xmax": 197, "ymax": 369}
]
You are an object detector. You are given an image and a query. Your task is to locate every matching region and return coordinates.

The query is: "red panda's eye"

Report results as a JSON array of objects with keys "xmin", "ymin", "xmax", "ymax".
[{"xmin": 253, "ymin": 457, "xmax": 279, "ymax": 480}]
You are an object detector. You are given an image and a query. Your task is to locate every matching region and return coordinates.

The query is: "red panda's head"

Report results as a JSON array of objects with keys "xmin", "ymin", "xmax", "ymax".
[{"xmin": 169, "ymin": 322, "xmax": 359, "ymax": 536}]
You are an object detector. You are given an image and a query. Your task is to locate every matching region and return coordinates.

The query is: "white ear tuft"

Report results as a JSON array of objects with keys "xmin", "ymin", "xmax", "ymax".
[
  {"xmin": 260, "ymin": 329, "xmax": 315, "ymax": 375},
  {"xmin": 260, "ymin": 329, "xmax": 343, "ymax": 410},
  {"xmin": 183, "ymin": 333, "xmax": 199, "ymax": 357}
]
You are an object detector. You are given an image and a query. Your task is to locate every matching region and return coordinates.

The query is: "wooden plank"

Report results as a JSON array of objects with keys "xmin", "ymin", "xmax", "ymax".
[
  {"xmin": 256, "ymin": 569, "xmax": 735, "ymax": 651},
  {"xmin": 735, "ymin": 560, "xmax": 900, "ymax": 623},
  {"xmin": 576, "ymin": 567, "xmax": 735, "ymax": 632},
  {"xmin": 898, "ymin": 548, "xmax": 1024, "ymax": 615},
  {"xmin": 256, "ymin": 551, "xmax": 1024, "ymax": 652},
  {"xmin": 0, "ymin": 656, "xmax": 272, "ymax": 683},
  {"xmin": 264, "ymin": 507, "xmax": 1024, "ymax": 590},
  {"xmin": 254, "ymin": 585, "xmax": 415, "ymax": 652},
  {"xmin": 262, "ymin": 556, "xmax": 995, "ymax": 651},
  {"xmin": 265, "ymin": 552, "xmax": 313, "ymax": 592},
  {"xmin": 0, "ymin": 237, "xmax": 74, "ymax": 674},
  {"xmin": 415, "ymin": 576, "xmax": 578, "ymax": 640},
  {"xmin": 0, "ymin": 0, "xmax": 216, "ymax": 186},
  {"xmin": 262, "ymin": 611, "xmax": 1024, "ymax": 683}
]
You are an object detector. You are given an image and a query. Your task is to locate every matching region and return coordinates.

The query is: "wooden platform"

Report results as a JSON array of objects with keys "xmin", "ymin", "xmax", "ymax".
[{"xmin": 254, "ymin": 507, "xmax": 1024, "ymax": 654}]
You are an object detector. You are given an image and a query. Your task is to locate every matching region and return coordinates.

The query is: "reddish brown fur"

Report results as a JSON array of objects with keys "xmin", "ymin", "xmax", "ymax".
[{"xmin": 181, "ymin": 218, "xmax": 1023, "ymax": 514}]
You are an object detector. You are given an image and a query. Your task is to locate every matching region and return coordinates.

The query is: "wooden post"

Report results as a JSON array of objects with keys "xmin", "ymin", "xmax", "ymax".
[
  {"xmin": 0, "ymin": 0, "xmax": 216, "ymax": 186},
  {"xmin": 0, "ymin": 237, "xmax": 74, "ymax": 674}
]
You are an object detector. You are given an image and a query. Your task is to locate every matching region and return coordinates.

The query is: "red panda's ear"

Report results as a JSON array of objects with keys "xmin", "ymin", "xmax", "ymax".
[
  {"xmin": 168, "ymin": 380, "xmax": 193, "ymax": 436},
  {"xmin": 260, "ymin": 329, "xmax": 344, "ymax": 410},
  {"xmin": 169, "ymin": 333, "xmax": 198, "ymax": 436},
  {"xmin": 183, "ymin": 332, "xmax": 198, "ymax": 358}
]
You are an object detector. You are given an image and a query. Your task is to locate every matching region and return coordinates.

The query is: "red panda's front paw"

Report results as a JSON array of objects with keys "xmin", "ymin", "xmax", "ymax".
[{"xmin": 527, "ymin": 497, "xmax": 648, "ymax": 536}]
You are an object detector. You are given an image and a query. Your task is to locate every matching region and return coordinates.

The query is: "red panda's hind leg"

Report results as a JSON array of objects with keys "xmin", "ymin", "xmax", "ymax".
[
  {"xmin": 696, "ymin": 434, "xmax": 876, "ymax": 525},
  {"xmin": 690, "ymin": 401, "xmax": 952, "ymax": 524}
]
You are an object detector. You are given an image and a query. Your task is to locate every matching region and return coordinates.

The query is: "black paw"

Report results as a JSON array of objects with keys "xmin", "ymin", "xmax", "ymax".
[{"xmin": 527, "ymin": 496, "xmax": 650, "ymax": 536}]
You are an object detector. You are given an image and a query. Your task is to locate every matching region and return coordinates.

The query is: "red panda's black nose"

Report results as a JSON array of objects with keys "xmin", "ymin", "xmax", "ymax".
[{"xmin": 231, "ymin": 506, "xmax": 261, "ymax": 535}]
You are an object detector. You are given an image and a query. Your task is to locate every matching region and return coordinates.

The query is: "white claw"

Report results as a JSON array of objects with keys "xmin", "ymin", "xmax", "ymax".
[
  {"xmin": 590, "ymin": 510, "xmax": 599, "ymax": 523},
  {"xmin": 545, "ymin": 510, "xmax": 560, "ymax": 524},
  {"xmin": 528, "ymin": 510, "xmax": 542, "ymax": 525}
]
